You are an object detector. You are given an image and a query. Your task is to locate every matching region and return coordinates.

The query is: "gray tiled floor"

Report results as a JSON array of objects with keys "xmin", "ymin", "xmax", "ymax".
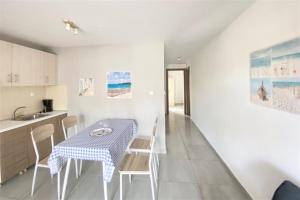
[{"xmin": 0, "ymin": 112, "xmax": 251, "ymax": 200}]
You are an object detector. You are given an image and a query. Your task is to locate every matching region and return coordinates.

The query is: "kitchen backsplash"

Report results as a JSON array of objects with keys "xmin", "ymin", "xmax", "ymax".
[{"xmin": 0, "ymin": 86, "xmax": 46, "ymax": 120}]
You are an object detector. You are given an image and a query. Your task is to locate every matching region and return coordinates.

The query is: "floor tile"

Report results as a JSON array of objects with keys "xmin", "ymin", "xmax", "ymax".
[
  {"xmin": 199, "ymin": 184, "xmax": 250, "ymax": 200},
  {"xmin": 187, "ymin": 145, "xmax": 219, "ymax": 161},
  {"xmin": 68, "ymin": 174, "xmax": 119, "ymax": 200},
  {"xmin": 115, "ymin": 179, "xmax": 155, "ymax": 200},
  {"xmin": 158, "ymin": 181, "xmax": 203, "ymax": 200},
  {"xmin": 0, "ymin": 197, "xmax": 17, "ymax": 200},
  {"xmin": 159, "ymin": 159, "xmax": 196, "ymax": 183},
  {"xmin": 0, "ymin": 167, "xmax": 49, "ymax": 200},
  {"xmin": 191, "ymin": 160, "xmax": 235, "ymax": 185}
]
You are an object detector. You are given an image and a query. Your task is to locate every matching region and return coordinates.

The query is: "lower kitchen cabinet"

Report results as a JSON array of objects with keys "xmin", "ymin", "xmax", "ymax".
[{"xmin": 0, "ymin": 113, "xmax": 67, "ymax": 184}]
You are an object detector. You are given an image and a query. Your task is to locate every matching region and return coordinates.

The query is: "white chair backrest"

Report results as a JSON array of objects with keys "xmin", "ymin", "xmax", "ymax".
[
  {"xmin": 152, "ymin": 117, "xmax": 158, "ymax": 137},
  {"xmin": 149, "ymin": 121, "xmax": 157, "ymax": 171},
  {"xmin": 31, "ymin": 124, "xmax": 54, "ymax": 162},
  {"xmin": 62, "ymin": 115, "xmax": 78, "ymax": 139}
]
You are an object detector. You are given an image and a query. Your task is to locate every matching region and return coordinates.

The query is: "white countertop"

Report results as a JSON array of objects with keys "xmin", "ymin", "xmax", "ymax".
[{"xmin": 0, "ymin": 111, "xmax": 68, "ymax": 133}]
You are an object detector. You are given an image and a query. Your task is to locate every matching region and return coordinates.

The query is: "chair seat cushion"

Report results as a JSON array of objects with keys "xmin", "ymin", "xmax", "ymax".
[
  {"xmin": 130, "ymin": 138, "xmax": 151, "ymax": 150},
  {"xmin": 272, "ymin": 180, "xmax": 300, "ymax": 200},
  {"xmin": 119, "ymin": 154, "xmax": 149, "ymax": 172}
]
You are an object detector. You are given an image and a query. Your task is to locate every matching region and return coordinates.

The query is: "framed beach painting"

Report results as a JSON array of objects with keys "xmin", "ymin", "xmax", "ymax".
[
  {"xmin": 107, "ymin": 72, "xmax": 132, "ymax": 99},
  {"xmin": 250, "ymin": 37, "xmax": 300, "ymax": 114},
  {"xmin": 79, "ymin": 78, "xmax": 95, "ymax": 96}
]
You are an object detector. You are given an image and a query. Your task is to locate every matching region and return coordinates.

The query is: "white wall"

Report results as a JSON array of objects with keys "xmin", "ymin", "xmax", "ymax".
[
  {"xmin": 56, "ymin": 43, "xmax": 166, "ymax": 153},
  {"xmin": 189, "ymin": 1, "xmax": 300, "ymax": 199},
  {"xmin": 45, "ymin": 85, "xmax": 68, "ymax": 111},
  {"xmin": 0, "ymin": 86, "xmax": 45, "ymax": 120}
]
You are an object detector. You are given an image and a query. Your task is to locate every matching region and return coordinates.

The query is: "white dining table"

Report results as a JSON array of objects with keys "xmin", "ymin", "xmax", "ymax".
[{"xmin": 48, "ymin": 118, "xmax": 137, "ymax": 200}]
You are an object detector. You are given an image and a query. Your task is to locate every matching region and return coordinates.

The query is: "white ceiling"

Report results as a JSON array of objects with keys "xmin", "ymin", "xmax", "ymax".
[{"xmin": 0, "ymin": 0, "xmax": 253, "ymax": 64}]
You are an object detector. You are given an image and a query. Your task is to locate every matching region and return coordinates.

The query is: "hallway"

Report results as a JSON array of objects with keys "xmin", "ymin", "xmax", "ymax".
[
  {"xmin": 169, "ymin": 104, "xmax": 184, "ymax": 115},
  {"xmin": 162, "ymin": 113, "xmax": 251, "ymax": 199}
]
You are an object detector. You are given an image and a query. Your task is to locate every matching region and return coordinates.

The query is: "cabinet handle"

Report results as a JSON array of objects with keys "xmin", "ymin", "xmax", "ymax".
[{"xmin": 7, "ymin": 74, "xmax": 12, "ymax": 82}]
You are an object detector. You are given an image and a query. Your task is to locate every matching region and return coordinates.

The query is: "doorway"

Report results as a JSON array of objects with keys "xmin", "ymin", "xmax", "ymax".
[{"xmin": 166, "ymin": 68, "xmax": 190, "ymax": 116}]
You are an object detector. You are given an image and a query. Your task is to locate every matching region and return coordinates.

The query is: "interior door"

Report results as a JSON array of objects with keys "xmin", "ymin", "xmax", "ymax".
[
  {"xmin": 184, "ymin": 67, "xmax": 191, "ymax": 116},
  {"xmin": 0, "ymin": 40, "xmax": 12, "ymax": 86},
  {"xmin": 168, "ymin": 77, "xmax": 175, "ymax": 106}
]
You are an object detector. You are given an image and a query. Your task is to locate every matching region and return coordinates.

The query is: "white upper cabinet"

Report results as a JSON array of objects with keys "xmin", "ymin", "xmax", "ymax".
[
  {"xmin": 0, "ymin": 41, "xmax": 12, "ymax": 86},
  {"xmin": 0, "ymin": 40, "xmax": 57, "ymax": 87},
  {"xmin": 43, "ymin": 52, "xmax": 57, "ymax": 86},
  {"xmin": 12, "ymin": 44, "xmax": 36, "ymax": 86},
  {"xmin": 32, "ymin": 49, "xmax": 45, "ymax": 85}
]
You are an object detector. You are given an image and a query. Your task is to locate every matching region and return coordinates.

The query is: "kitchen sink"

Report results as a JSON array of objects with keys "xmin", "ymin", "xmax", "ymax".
[{"xmin": 13, "ymin": 113, "xmax": 49, "ymax": 121}]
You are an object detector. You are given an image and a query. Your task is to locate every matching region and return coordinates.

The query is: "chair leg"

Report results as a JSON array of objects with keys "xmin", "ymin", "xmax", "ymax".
[
  {"xmin": 102, "ymin": 163, "xmax": 108, "ymax": 200},
  {"xmin": 120, "ymin": 174, "xmax": 123, "ymax": 200},
  {"xmin": 155, "ymin": 153, "xmax": 159, "ymax": 181},
  {"xmin": 149, "ymin": 174, "xmax": 155, "ymax": 200},
  {"xmin": 152, "ymin": 160, "xmax": 157, "ymax": 187},
  {"xmin": 79, "ymin": 160, "xmax": 83, "ymax": 176},
  {"xmin": 62, "ymin": 158, "xmax": 71, "ymax": 200},
  {"xmin": 31, "ymin": 165, "xmax": 38, "ymax": 196},
  {"xmin": 129, "ymin": 174, "xmax": 132, "ymax": 183},
  {"xmin": 75, "ymin": 159, "xmax": 78, "ymax": 179},
  {"xmin": 57, "ymin": 170, "xmax": 61, "ymax": 200}
]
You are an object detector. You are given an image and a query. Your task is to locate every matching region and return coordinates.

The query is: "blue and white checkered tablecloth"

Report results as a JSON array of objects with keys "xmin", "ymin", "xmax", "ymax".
[{"xmin": 48, "ymin": 119, "xmax": 137, "ymax": 182}]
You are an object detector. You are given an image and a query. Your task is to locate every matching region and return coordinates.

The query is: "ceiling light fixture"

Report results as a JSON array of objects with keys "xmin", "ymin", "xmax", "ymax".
[
  {"xmin": 73, "ymin": 28, "xmax": 79, "ymax": 35},
  {"xmin": 65, "ymin": 23, "xmax": 71, "ymax": 31},
  {"xmin": 63, "ymin": 19, "xmax": 79, "ymax": 34},
  {"xmin": 177, "ymin": 57, "xmax": 181, "ymax": 61}
]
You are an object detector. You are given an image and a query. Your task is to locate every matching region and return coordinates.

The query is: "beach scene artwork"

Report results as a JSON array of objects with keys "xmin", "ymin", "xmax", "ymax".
[
  {"xmin": 79, "ymin": 78, "xmax": 95, "ymax": 96},
  {"xmin": 250, "ymin": 37, "xmax": 300, "ymax": 114},
  {"xmin": 250, "ymin": 78, "xmax": 273, "ymax": 107},
  {"xmin": 107, "ymin": 72, "xmax": 132, "ymax": 98}
]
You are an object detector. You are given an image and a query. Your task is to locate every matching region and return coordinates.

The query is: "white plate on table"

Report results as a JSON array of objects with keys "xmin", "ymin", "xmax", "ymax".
[{"xmin": 90, "ymin": 127, "xmax": 113, "ymax": 137}]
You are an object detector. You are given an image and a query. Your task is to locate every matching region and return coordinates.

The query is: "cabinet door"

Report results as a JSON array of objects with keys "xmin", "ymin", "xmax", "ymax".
[
  {"xmin": 32, "ymin": 49, "xmax": 44, "ymax": 86},
  {"xmin": 12, "ymin": 44, "xmax": 36, "ymax": 86},
  {"xmin": 0, "ymin": 125, "xmax": 29, "ymax": 183},
  {"xmin": 54, "ymin": 114, "xmax": 67, "ymax": 145},
  {"xmin": 44, "ymin": 53, "xmax": 57, "ymax": 85},
  {"xmin": 0, "ymin": 40, "xmax": 12, "ymax": 86}
]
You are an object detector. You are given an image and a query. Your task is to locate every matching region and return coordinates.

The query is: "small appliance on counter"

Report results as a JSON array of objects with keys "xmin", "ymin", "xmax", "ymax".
[{"xmin": 42, "ymin": 99, "xmax": 53, "ymax": 112}]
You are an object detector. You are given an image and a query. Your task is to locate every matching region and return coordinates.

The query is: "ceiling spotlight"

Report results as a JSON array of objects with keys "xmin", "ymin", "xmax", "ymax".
[
  {"xmin": 63, "ymin": 19, "xmax": 79, "ymax": 34},
  {"xmin": 73, "ymin": 28, "xmax": 78, "ymax": 34},
  {"xmin": 65, "ymin": 23, "xmax": 71, "ymax": 31}
]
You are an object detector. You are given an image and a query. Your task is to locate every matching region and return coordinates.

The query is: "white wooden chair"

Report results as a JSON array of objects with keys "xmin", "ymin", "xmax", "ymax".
[
  {"xmin": 61, "ymin": 115, "xmax": 82, "ymax": 178},
  {"xmin": 119, "ymin": 134, "xmax": 157, "ymax": 200},
  {"xmin": 126, "ymin": 118, "xmax": 159, "ymax": 184},
  {"xmin": 30, "ymin": 124, "xmax": 61, "ymax": 199}
]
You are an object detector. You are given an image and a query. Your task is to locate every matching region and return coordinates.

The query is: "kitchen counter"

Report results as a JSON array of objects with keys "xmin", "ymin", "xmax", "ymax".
[{"xmin": 0, "ymin": 111, "xmax": 67, "ymax": 133}]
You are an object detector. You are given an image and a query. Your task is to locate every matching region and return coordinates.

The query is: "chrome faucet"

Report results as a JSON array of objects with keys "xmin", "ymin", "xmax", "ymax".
[{"xmin": 12, "ymin": 106, "xmax": 26, "ymax": 120}]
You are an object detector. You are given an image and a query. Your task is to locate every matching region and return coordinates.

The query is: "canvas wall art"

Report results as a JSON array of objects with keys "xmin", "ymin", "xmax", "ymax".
[
  {"xmin": 107, "ymin": 72, "xmax": 132, "ymax": 98},
  {"xmin": 250, "ymin": 37, "xmax": 300, "ymax": 114},
  {"xmin": 79, "ymin": 78, "xmax": 95, "ymax": 96}
]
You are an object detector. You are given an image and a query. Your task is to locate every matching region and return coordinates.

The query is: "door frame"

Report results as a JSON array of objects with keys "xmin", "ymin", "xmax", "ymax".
[{"xmin": 165, "ymin": 67, "xmax": 191, "ymax": 116}]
